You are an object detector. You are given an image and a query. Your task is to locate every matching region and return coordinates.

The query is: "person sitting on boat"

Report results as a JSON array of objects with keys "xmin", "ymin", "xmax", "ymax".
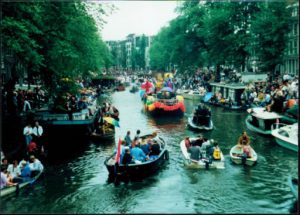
[
  {"xmin": 121, "ymin": 148, "xmax": 133, "ymax": 165},
  {"xmin": 124, "ymin": 131, "xmax": 132, "ymax": 147},
  {"xmin": 188, "ymin": 141, "xmax": 202, "ymax": 162},
  {"xmin": 134, "ymin": 130, "xmax": 141, "ymax": 144},
  {"xmin": 212, "ymin": 142, "xmax": 221, "ymax": 160},
  {"xmin": 19, "ymin": 160, "xmax": 32, "ymax": 182},
  {"xmin": 27, "ymin": 141, "xmax": 38, "ymax": 157},
  {"xmin": 141, "ymin": 139, "xmax": 151, "ymax": 156},
  {"xmin": 242, "ymin": 145, "xmax": 252, "ymax": 158},
  {"xmin": 193, "ymin": 135, "xmax": 207, "ymax": 147},
  {"xmin": 237, "ymin": 131, "xmax": 250, "ymax": 146},
  {"xmin": 149, "ymin": 140, "xmax": 161, "ymax": 160},
  {"xmin": 130, "ymin": 144, "xmax": 148, "ymax": 164},
  {"xmin": 7, "ymin": 160, "xmax": 22, "ymax": 183},
  {"xmin": 185, "ymin": 137, "xmax": 191, "ymax": 149},
  {"xmin": 1, "ymin": 166, "xmax": 17, "ymax": 189},
  {"xmin": 29, "ymin": 155, "xmax": 44, "ymax": 177}
]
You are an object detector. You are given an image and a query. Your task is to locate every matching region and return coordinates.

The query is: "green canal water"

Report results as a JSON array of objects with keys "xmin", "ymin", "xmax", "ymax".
[{"xmin": 1, "ymin": 88, "xmax": 298, "ymax": 213}]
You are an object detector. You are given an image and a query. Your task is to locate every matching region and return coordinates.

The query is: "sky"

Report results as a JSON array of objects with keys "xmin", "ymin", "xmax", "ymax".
[{"xmin": 100, "ymin": 1, "xmax": 179, "ymax": 41}]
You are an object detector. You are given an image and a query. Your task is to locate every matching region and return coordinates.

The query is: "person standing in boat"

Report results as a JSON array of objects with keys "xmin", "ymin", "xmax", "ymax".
[
  {"xmin": 124, "ymin": 131, "xmax": 132, "ymax": 147},
  {"xmin": 237, "ymin": 131, "xmax": 250, "ymax": 147},
  {"xmin": 32, "ymin": 121, "xmax": 43, "ymax": 153},
  {"xmin": 23, "ymin": 123, "xmax": 33, "ymax": 146}
]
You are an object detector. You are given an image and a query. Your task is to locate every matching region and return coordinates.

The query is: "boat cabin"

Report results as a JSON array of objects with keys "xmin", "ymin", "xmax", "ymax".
[{"xmin": 210, "ymin": 82, "xmax": 246, "ymax": 104}]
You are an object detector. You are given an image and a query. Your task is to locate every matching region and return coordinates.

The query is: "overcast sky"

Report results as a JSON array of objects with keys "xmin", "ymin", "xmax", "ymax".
[{"xmin": 100, "ymin": 1, "xmax": 179, "ymax": 41}]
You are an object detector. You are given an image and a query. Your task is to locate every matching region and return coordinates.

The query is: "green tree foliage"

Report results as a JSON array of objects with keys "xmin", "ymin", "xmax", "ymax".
[
  {"xmin": 2, "ymin": 1, "xmax": 111, "ymax": 96},
  {"xmin": 149, "ymin": 0, "xmax": 293, "ymax": 76}
]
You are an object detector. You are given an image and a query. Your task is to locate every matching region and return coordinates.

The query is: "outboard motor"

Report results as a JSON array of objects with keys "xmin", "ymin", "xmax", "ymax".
[{"xmin": 241, "ymin": 153, "xmax": 247, "ymax": 165}]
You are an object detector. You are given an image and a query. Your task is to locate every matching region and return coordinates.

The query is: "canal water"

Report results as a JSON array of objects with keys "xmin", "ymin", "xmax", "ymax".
[{"xmin": 1, "ymin": 88, "xmax": 298, "ymax": 213}]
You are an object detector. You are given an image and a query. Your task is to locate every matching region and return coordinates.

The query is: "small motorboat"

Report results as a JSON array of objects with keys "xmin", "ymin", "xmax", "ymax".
[
  {"xmin": 230, "ymin": 145, "xmax": 257, "ymax": 166},
  {"xmin": 104, "ymin": 134, "xmax": 169, "ymax": 184},
  {"xmin": 180, "ymin": 138, "xmax": 225, "ymax": 169},
  {"xmin": 271, "ymin": 123, "xmax": 298, "ymax": 152},
  {"xmin": 90, "ymin": 130, "xmax": 115, "ymax": 142},
  {"xmin": 0, "ymin": 170, "xmax": 43, "ymax": 197},
  {"xmin": 187, "ymin": 104, "xmax": 213, "ymax": 130}
]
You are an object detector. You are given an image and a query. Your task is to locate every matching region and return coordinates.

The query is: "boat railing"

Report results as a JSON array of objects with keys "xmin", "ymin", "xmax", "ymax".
[{"xmin": 271, "ymin": 122, "xmax": 288, "ymax": 131}]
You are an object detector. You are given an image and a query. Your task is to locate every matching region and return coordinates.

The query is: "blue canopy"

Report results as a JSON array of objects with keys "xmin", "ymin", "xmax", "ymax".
[
  {"xmin": 160, "ymin": 87, "xmax": 174, "ymax": 92},
  {"xmin": 204, "ymin": 92, "xmax": 213, "ymax": 102}
]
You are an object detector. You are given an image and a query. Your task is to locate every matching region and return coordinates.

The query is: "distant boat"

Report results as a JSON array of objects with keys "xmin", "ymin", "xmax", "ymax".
[
  {"xmin": 229, "ymin": 145, "xmax": 257, "ymax": 166},
  {"xmin": 180, "ymin": 137, "xmax": 225, "ymax": 169},
  {"xmin": 271, "ymin": 123, "xmax": 298, "ymax": 152},
  {"xmin": 0, "ymin": 170, "xmax": 43, "ymax": 197},
  {"xmin": 177, "ymin": 89, "xmax": 204, "ymax": 101}
]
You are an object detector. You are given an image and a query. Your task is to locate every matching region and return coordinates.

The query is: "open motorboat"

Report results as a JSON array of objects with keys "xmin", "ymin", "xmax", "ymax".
[
  {"xmin": 229, "ymin": 145, "xmax": 257, "ymax": 166},
  {"xmin": 187, "ymin": 104, "xmax": 213, "ymax": 130},
  {"xmin": 245, "ymin": 107, "xmax": 283, "ymax": 135},
  {"xmin": 180, "ymin": 138, "xmax": 225, "ymax": 169},
  {"xmin": 271, "ymin": 123, "xmax": 298, "ymax": 152}
]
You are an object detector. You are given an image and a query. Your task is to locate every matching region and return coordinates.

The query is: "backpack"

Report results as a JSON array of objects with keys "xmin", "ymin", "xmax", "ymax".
[{"xmin": 213, "ymin": 147, "xmax": 221, "ymax": 160}]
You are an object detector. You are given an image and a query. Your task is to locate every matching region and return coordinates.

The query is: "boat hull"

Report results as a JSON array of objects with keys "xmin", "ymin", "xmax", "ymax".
[
  {"xmin": 0, "ymin": 171, "xmax": 43, "ymax": 197},
  {"xmin": 187, "ymin": 116, "xmax": 213, "ymax": 131},
  {"xmin": 180, "ymin": 139, "xmax": 225, "ymax": 169},
  {"xmin": 229, "ymin": 145, "xmax": 257, "ymax": 166},
  {"xmin": 245, "ymin": 115, "xmax": 272, "ymax": 135}
]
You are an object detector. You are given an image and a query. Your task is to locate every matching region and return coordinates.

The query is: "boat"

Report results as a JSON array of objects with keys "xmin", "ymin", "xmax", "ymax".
[
  {"xmin": 187, "ymin": 116, "xmax": 213, "ymax": 130},
  {"xmin": 245, "ymin": 107, "xmax": 283, "ymax": 135},
  {"xmin": 180, "ymin": 138, "xmax": 225, "ymax": 169},
  {"xmin": 271, "ymin": 123, "xmax": 298, "ymax": 152},
  {"xmin": 178, "ymin": 89, "xmax": 204, "ymax": 101},
  {"xmin": 104, "ymin": 134, "xmax": 169, "ymax": 183},
  {"xmin": 0, "ymin": 170, "xmax": 43, "ymax": 197},
  {"xmin": 229, "ymin": 145, "xmax": 257, "ymax": 166},
  {"xmin": 288, "ymin": 176, "xmax": 298, "ymax": 200},
  {"xmin": 129, "ymin": 85, "xmax": 139, "ymax": 93},
  {"xmin": 90, "ymin": 125, "xmax": 115, "ymax": 142},
  {"xmin": 288, "ymin": 176, "xmax": 298, "ymax": 213},
  {"xmin": 144, "ymin": 87, "xmax": 185, "ymax": 117},
  {"xmin": 187, "ymin": 104, "xmax": 213, "ymax": 130}
]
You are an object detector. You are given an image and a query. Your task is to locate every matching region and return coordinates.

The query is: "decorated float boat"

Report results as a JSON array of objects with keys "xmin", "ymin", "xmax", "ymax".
[{"xmin": 144, "ymin": 87, "xmax": 185, "ymax": 116}]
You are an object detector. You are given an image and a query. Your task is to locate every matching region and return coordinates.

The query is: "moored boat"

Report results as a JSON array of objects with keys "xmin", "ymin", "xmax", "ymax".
[
  {"xmin": 271, "ymin": 123, "xmax": 298, "ymax": 152},
  {"xmin": 104, "ymin": 134, "xmax": 169, "ymax": 183},
  {"xmin": 180, "ymin": 138, "xmax": 225, "ymax": 169},
  {"xmin": 180, "ymin": 90, "xmax": 204, "ymax": 101},
  {"xmin": 0, "ymin": 170, "xmax": 43, "ymax": 197},
  {"xmin": 229, "ymin": 144, "xmax": 257, "ymax": 166},
  {"xmin": 245, "ymin": 107, "xmax": 283, "ymax": 135}
]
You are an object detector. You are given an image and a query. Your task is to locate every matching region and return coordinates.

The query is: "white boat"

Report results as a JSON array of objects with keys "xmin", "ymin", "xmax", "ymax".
[
  {"xmin": 180, "ymin": 138, "xmax": 225, "ymax": 169},
  {"xmin": 271, "ymin": 123, "xmax": 298, "ymax": 152},
  {"xmin": 229, "ymin": 145, "xmax": 257, "ymax": 166},
  {"xmin": 179, "ymin": 90, "xmax": 204, "ymax": 101},
  {"xmin": 245, "ymin": 107, "xmax": 283, "ymax": 135},
  {"xmin": 187, "ymin": 116, "xmax": 213, "ymax": 130}
]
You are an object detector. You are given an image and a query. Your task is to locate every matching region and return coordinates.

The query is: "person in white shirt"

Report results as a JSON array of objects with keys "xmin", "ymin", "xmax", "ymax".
[
  {"xmin": 29, "ymin": 155, "xmax": 44, "ymax": 177},
  {"xmin": 23, "ymin": 123, "xmax": 33, "ymax": 145},
  {"xmin": 32, "ymin": 121, "xmax": 43, "ymax": 150},
  {"xmin": 7, "ymin": 160, "xmax": 21, "ymax": 180}
]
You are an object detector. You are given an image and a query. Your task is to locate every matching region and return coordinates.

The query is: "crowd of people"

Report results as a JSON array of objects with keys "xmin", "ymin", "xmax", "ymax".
[
  {"xmin": 113, "ymin": 131, "xmax": 162, "ymax": 165},
  {"xmin": 1, "ymin": 155, "xmax": 44, "ymax": 190},
  {"xmin": 184, "ymin": 135, "xmax": 221, "ymax": 163}
]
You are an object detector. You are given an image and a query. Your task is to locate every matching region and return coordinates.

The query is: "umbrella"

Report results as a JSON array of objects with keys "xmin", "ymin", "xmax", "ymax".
[
  {"xmin": 103, "ymin": 117, "xmax": 120, "ymax": 127},
  {"xmin": 160, "ymin": 87, "xmax": 174, "ymax": 92},
  {"xmin": 204, "ymin": 92, "xmax": 213, "ymax": 102}
]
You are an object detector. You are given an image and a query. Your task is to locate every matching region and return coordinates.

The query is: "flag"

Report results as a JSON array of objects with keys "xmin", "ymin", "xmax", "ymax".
[{"xmin": 115, "ymin": 138, "xmax": 122, "ymax": 164}]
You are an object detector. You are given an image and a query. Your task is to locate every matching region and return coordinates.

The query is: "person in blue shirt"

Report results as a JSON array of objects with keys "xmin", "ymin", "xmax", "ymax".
[
  {"xmin": 131, "ymin": 144, "xmax": 148, "ymax": 163},
  {"xmin": 140, "ymin": 140, "xmax": 151, "ymax": 155},
  {"xmin": 19, "ymin": 161, "xmax": 32, "ymax": 182}
]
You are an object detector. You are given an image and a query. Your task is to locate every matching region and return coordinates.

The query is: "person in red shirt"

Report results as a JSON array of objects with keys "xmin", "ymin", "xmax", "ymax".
[{"xmin": 27, "ymin": 141, "xmax": 38, "ymax": 156}]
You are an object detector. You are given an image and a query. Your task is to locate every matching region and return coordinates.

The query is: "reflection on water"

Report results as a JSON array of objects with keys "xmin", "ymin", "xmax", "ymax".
[{"xmin": 1, "ymin": 88, "xmax": 298, "ymax": 214}]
